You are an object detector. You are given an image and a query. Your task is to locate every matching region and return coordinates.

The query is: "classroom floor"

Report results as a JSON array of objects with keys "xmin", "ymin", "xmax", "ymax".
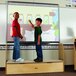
[{"xmin": 0, "ymin": 66, "xmax": 76, "ymax": 76}]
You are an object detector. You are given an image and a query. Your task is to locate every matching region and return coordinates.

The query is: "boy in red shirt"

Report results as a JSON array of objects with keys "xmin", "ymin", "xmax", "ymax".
[{"xmin": 12, "ymin": 12, "xmax": 24, "ymax": 62}]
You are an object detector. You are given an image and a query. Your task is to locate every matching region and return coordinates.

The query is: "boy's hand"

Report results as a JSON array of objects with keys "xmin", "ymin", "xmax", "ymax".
[
  {"xmin": 28, "ymin": 20, "xmax": 34, "ymax": 28},
  {"xmin": 38, "ymin": 41, "xmax": 40, "ymax": 45},
  {"xmin": 28, "ymin": 20, "xmax": 31, "ymax": 23},
  {"xmin": 20, "ymin": 34, "xmax": 23, "ymax": 39}
]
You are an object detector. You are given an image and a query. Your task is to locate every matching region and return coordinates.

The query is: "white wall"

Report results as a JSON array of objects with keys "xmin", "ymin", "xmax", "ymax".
[
  {"xmin": 60, "ymin": 8, "xmax": 76, "ymax": 44},
  {"xmin": 0, "ymin": 4, "xmax": 7, "ymax": 44},
  {"xmin": 60, "ymin": 8, "xmax": 75, "ymax": 65},
  {"xmin": 8, "ymin": 0, "xmax": 58, "ymax": 4},
  {"xmin": 0, "ymin": 0, "xmax": 6, "ymax": 3},
  {"xmin": 7, "ymin": 0, "xmax": 67, "ymax": 7},
  {"xmin": 7, "ymin": 50, "xmax": 59, "ymax": 61}
]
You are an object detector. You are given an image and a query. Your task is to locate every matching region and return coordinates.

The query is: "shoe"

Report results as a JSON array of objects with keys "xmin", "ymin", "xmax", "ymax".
[
  {"xmin": 16, "ymin": 58, "xmax": 24, "ymax": 63},
  {"xmin": 34, "ymin": 58, "xmax": 38, "ymax": 62},
  {"xmin": 34, "ymin": 58, "xmax": 43, "ymax": 62}
]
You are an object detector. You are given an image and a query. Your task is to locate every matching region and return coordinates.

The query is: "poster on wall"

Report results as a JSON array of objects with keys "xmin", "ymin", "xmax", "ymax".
[{"xmin": 7, "ymin": 2, "xmax": 59, "ymax": 43}]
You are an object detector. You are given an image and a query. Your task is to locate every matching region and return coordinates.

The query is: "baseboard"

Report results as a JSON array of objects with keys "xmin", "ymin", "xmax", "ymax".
[
  {"xmin": 0, "ymin": 67, "xmax": 5, "ymax": 71},
  {"xmin": 64, "ymin": 65, "xmax": 75, "ymax": 72}
]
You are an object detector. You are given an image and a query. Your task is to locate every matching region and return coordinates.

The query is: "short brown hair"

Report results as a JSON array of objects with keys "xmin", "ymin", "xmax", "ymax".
[{"xmin": 13, "ymin": 12, "xmax": 19, "ymax": 17}]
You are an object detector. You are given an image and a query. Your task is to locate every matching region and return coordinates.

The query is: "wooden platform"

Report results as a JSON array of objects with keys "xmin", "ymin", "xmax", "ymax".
[{"xmin": 6, "ymin": 60, "xmax": 64, "ymax": 74}]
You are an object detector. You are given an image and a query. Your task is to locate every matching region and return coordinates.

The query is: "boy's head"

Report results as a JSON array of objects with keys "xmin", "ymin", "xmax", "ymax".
[
  {"xmin": 35, "ymin": 18, "xmax": 42, "ymax": 26},
  {"xmin": 13, "ymin": 12, "xmax": 19, "ymax": 20}
]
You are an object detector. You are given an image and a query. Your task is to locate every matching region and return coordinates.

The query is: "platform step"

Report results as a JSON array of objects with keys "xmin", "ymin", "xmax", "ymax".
[{"xmin": 6, "ymin": 60, "xmax": 64, "ymax": 74}]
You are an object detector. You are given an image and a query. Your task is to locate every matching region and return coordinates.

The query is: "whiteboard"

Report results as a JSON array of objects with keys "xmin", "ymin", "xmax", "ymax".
[
  {"xmin": 60, "ymin": 8, "xmax": 76, "ymax": 44},
  {"xmin": 7, "ymin": 3, "xmax": 59, "ymax": 43}
]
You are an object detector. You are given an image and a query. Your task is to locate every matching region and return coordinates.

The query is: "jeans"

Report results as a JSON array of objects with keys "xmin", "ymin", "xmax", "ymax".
[
  {"xmin": 36, "ymin": 44, "xmax": 43, "ymax": 60},
  {"xmin": 13, "ymin": 37, "xmax": 20, "ymax": 60}
]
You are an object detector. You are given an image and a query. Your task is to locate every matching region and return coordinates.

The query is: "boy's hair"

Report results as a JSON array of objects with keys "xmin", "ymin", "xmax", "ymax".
[
  {"xmin": 13, "ymin": 12, "xmax": 19, "ymax": 17},
  {"xmin": 36, "ymin": 18, "xmax": 42, "ymax": 23}
]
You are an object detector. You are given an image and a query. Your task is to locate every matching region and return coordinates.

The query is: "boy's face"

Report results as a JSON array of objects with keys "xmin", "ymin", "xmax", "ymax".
[
  {"xmin": 13, "ymin": 13, "xmax": 19, "ymax": 19},
  {"xmin": 36, "ymin": 20, "xmax": 42, "ymax": 26}
]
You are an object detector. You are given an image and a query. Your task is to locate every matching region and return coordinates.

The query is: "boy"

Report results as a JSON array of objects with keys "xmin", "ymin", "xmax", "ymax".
[
  {"xmin": 29, "ymin": 18, "xmax": 43, "ymax": 62},
  {"xmin": 12, "ymin": 12, "xmax": 24, "ymax": 62}
]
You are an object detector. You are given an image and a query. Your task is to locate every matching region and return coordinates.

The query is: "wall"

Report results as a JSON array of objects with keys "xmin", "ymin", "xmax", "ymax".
[
  {"xmin": 60, "ymin": 8, "xmax": 76, "ymax": 44},
  {"xmin": 7, "ymin": 50, "xmax": 59, "ymax": 61},
  {"xmin": 0, "ymin": 0, "xmax": 6, "ymax": 3},
  {"xmin": 0, "ymin": 4, "xmax": 7, "ymax": 44}
]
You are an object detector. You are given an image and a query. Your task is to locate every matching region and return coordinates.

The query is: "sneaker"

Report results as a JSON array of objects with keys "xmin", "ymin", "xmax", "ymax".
[
  {"xmin": 16, "ymin": 58, "xmax": 24, "ymax": 63},
  {"xmin": 34, "ymin": 58, "xmax": 43, "ymax": 62}
]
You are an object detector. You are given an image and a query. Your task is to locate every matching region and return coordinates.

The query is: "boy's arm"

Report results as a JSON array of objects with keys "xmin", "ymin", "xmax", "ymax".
[
  {"xmin": 28, "ymin": 20, "xmax": 34, "ymax": 28},
  {"xmin": 38, "ymin": 35, "xmax": 41, "ymax": 45}
]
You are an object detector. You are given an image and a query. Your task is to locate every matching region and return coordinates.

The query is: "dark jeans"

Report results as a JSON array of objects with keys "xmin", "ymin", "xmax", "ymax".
[
  {"xmin": 13, "ymin": 37, "xmax": 20, "ymax": 60},
  {"xmin": 36, "ymin": 44, "xmax": 43, "ymax": 60}
]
